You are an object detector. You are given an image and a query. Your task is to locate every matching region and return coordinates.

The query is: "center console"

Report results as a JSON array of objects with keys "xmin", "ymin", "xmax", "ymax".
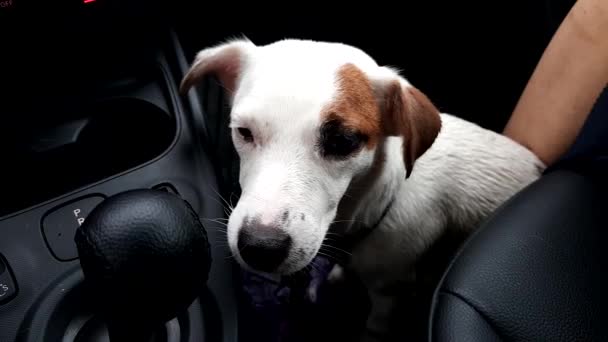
[{"xmin": 0, "ymin": 5, "xmax": 240, "ymax": 342}]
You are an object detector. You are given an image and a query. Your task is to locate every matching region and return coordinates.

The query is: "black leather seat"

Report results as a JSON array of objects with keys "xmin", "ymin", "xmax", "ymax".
[{"xmin": 429, "ymin": 164, "xmax": 608, "ymax": 341}]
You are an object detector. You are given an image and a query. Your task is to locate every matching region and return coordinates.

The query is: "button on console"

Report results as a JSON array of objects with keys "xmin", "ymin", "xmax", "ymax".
[
  {"xmin": 42, "ymin": 195, "xmax": 105, "ymax": 261},
  {"xmin": 0, "ymin": 255, "xmax": 17, "ymax": 304}
]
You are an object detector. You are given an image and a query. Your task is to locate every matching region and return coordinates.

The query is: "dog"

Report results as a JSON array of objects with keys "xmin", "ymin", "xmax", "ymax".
[{"xmin": 179, "ymin": 38, "xmax": 545, "ymax": 341}]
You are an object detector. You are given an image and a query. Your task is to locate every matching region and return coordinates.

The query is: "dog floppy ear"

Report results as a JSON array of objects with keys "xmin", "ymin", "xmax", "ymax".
[
  {"xmin": 371, "ymin": 67, "xmax": 442, "ymax": 178},
  {"xmin": 179, "ymin": 38, "xmax": 255, "ymax": 97}
]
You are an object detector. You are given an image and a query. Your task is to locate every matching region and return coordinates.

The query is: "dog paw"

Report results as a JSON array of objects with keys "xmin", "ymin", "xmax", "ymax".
[{"xmin": 327, "ymin": 264, "xmax": 345, "ymax": 284}]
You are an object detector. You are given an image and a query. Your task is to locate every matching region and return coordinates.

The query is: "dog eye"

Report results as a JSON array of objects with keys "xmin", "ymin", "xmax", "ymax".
[
  {"xmin": 237, "ymin": 127, "xmax": 254, "ymax": 143},
  {"xmin": 323, "ymin": 133, "xmax": 365, "ymax": 157},
  {"xmin": 320, "ymin": 121, "xmax": 367, "ymax": 158}
]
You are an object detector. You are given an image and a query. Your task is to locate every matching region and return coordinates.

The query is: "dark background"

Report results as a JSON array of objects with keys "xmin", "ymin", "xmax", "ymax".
[
  {"xmin": 170, "ymin": 0, "xmax": 576, "ymax": 132},
  {"xmin": 0, "ymin": 0, "xmax": 576, "ymax": 133}
]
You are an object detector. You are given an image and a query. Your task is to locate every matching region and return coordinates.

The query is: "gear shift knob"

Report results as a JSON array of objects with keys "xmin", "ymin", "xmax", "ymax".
[{"xmin": 74, "ymin": 189, "xmax": 212, "ymax": 341}]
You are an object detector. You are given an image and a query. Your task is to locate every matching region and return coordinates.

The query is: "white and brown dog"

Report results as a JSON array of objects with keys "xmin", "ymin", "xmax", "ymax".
[{"xmin": 180, "ymin": 38, "xmax": 544, "ymax": 340}]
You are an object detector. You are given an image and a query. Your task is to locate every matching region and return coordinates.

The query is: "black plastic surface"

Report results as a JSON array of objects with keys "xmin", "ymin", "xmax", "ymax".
[
  {"xmin": 0, "ymin": 273, "xmax": 17, "ymax": 305},
  {"xmin": 42, "ymin": 195, "xmax": 106, "ymax": 261},
  {"xmin": 0, "ymin": 256, "xmax": 17, "ymax": 305},
  {"xmin": 4, "ymin": 94, "xmax": 176, "ymax": 218},
  {"xmin": 430, "ymin": 168, "xmax": 608, "ymax": 341},
  {"xmin": 0, "ymin": 27, "xmax": 240, "ymax": 342},
  {"xmin": 14, "ymin": 266, "xmax": 210, "ymax": 342}
]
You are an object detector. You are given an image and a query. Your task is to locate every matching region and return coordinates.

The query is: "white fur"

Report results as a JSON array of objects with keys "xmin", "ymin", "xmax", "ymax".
[
  {"xmin": 341, "ymin": 115, "xmax": 543, "ymax": 340},
  {"xmin": 181, "ymin": 38, "xmax": 545, "ymax": 341}
]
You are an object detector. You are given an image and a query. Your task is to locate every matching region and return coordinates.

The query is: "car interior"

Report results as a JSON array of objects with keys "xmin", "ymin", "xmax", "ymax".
[{"xmin": 4, "ymin": 0, "xmax": 606, "ymax": 341}]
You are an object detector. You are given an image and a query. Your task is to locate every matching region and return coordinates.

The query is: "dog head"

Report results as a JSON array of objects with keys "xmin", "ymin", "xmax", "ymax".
[{"xmin": 180, "ymin": 38, "xmax": 441, "ymax": 275}]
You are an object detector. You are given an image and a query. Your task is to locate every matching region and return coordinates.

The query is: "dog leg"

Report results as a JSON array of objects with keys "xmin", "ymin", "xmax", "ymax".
[
  {"xmin": 359, "ymin": 288, "xmax": 400, "ymax": 342},
  {"xmin": 349, "ymin": 245, "xmax": 420, "ymax": 341}
]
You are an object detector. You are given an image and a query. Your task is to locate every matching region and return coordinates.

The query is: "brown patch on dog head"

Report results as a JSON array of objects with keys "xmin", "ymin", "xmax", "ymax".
[
  {"xmin": 382, "ymin": 80, "xmax": 442, "ymax": 178},
  {"xmin": 319, "ymin": 63, "xmax": 440, "ymax": 177},
  {"xmin": 322, "ymin": 63, "xmax": 381, "ymax": 148}
]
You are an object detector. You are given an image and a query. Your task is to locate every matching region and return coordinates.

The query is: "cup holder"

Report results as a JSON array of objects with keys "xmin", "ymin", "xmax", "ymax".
[
  {"xmin": 3, "ymin": 97, "xmax": 177, "ymax": 217},
  {"xmin": 17, "ymin": 268, "xmax": 208, "ymax": 342},
  {"xmin": 59, "ymin": 305, "xmax": 183, "ymax": 342}
]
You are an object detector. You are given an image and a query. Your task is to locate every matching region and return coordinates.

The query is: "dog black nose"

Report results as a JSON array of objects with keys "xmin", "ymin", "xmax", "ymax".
[{"xmin": 237, "ymin": 225, "xmax": 292, "ymax": 273}]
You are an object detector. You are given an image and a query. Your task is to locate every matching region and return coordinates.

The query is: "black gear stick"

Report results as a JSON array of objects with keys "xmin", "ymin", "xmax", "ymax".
[{"xmin": 74, "ymin": 189, "xmax": 212, "ymax": 341}]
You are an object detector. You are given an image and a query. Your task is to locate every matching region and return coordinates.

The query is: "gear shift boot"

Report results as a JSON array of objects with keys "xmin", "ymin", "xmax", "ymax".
[
  {"xmin": 73, "ymin": 189, "xmax": 212, "ymax": 341},
  {"xmin": 62, "ymin": 307, "xmax": 183, "ymax": 342},
  {"xmin": 14, "ymin": 189, "xmax": 212, "ymax": 342}
]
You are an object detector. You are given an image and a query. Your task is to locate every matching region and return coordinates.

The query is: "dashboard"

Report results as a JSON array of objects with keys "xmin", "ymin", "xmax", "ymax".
[{"xmin": 0, "ymin": 4, "xmax": 240, "ymax": 341}]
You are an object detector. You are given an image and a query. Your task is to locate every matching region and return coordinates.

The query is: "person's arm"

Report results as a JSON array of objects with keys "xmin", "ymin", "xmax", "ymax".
[{"xmin": 503, "ymin": 0, "xmax": 608, "ymax": 167}]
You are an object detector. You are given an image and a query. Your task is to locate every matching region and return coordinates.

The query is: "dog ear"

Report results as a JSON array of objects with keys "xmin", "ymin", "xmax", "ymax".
[
  {"xmin": 179, "ymin": 38, "xmax": 255, "ymax": 97},
  {"xmin": 371, "ymin": 67, "xmax": 442, "ymax": 178}
]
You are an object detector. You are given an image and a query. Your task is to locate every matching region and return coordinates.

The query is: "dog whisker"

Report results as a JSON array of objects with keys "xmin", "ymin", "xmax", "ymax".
[
  {"xmin": 320, "ymin": 244, "xmax": 352, "ymax": 257},
  {"xmin": 209, "ymin": 186, "xmax": 236, "ymax": 212},
  {"xmin": 211, "ymin": 236, "xmax": 229, "ymax": 243},
  {"xmin": 201, "ymin": 190, "xmax": 235, "ymax": 215},
  {"xmin": 322, "ymin": 236, "xmax": 341, "ymax": 242},
  {"xmin": 212, "ymin": 234, "xmax": 227, "ymax": 239},
  {"xmin": 318, "ymin": 251, "xmax": 346, "ymax": 263},
  {"xmin": 325, "ymin": 231, "xmax": 343, "ymax": 237},
  {"xmin": 202, "ymin": 218, "xmax": 229, "ymax": 227},
  {"xmin": 229, "ymin": 192, "xmax": 239, "ymax": 209},
  {"xmin": 330, "ymin": 219, "xmax": 362, "ymax": 224},
  {"xmin": 212, "ymin": 225, "xmax": 228, "ymax": 230},
  {"xmin": 207, "ymin": 222, "xmax": 228, "ymax": 228},
  {"xmin": 309, "ymin": 260, "xmax": 323, "ymax": 274},
  {"xmin": 316, "ymin": 251, "xmax": 341, "ymax": 263},
  {"xmin": 204, "ymin": 186, "xmax": 237, "ymax": 220}
]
